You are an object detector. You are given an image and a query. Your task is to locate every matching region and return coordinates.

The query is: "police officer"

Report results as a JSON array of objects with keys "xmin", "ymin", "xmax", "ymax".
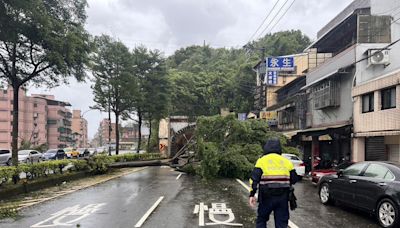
[{"xmin": 249, "ymin": 138, "xmax": 298, "ymax": 228}]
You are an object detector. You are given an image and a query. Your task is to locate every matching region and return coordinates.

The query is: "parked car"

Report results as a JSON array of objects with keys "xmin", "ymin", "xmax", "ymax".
[
  {"xmin": 311, "ymin": 161, "xmax": 353, "ymax": 184},
  {"xmin": 18, "ymin": 150, "xmax": 43, "ymax": 164},
  {"xmin": 319, "ymin": 161, "xmax": 400, "ymax": 228},
  {"xmin": 0, "ymin": 149, "xmax": 11, "ymax": 166},
  {"xmin": 77, "ymin": 148, "xmax": 90, "ymax": 157},
  {"xmin": 282, "ymin": 153, "xmax": 305, "ymax": 179},
  {"xmin": 64, "ymin": 148, "xmax": 80, "ymax": 158},
  {"xmin": 43, "ymin": 149, "xmax": 66, "ymax": 160},
  {"xmin": 87, "ymin": 148, "xmax": 97, "ymax": 156}
]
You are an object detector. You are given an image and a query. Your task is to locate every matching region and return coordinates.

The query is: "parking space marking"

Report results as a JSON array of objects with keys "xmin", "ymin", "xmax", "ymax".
[
  {"xmin": 235, "ymin": 179, "xmax": 298, "ymax": 228},
  {"xmin": 176, "ymin": 173, "xmax": 183, "ymax": 180},
  {"xmin": 134, "ymin": 196, "xmax": 164, "ymax": 227}
]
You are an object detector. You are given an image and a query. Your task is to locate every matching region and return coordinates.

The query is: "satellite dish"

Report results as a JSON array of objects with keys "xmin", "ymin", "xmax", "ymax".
[{"xmin": 372, "ymin": 51, "xmax": 384, "ymax": 62}]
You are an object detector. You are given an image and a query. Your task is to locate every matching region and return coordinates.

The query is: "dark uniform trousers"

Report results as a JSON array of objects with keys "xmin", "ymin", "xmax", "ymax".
[{"xmin": 256, "ymin": 193, "xmax": 289, "ymax": 228}]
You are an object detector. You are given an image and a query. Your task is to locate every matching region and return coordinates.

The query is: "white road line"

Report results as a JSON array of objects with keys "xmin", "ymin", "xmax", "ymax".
[
  {"xmin": 235, "ymin": 179, "xmax": 299, "ymax": 228},
  {"xmin": 134, "ymin": 196, "xmax": 164, "ymax": 228},
  {"xmin": 236, "ymin": 179, "xmax": 250, "ymax": 191},
  {"xmin": 176, "ymin": 173, "xmax": 183, "ymax": 180},
  {"xmin": 289, "ymin": 220, "xmax": 299, "ymax": 228}
]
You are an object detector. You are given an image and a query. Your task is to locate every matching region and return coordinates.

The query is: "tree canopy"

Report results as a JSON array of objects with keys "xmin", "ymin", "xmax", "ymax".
[
  {"xmin": 166, "ymin": 30, "xmax": 312, "ymax": 118},
  {"xmin": 0, "ymin": 0, "xmax": 91, "ymax": 165}
]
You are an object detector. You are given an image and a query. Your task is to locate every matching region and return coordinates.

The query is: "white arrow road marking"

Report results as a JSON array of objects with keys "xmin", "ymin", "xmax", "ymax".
[
  {"xmin": 235, "ymin": 179, "xmax": 299, "ymax": 228},
  {"xmin": 134, "ymin": 196, "xmax": 164, "ymax": 228}
]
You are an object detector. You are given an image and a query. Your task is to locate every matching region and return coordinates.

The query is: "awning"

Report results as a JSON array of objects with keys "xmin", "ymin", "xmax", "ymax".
[
  {"xmin": 301, "ymin": 70, "xmax": 338, "ymax": 90},
  {"xmin": 354, "ymin": 131, "xmax": 400, "ymax": 137},
  {"xmin": 282, "ymin": 130, "xmax": 301, "ymax": 139},
  {"xmin": 295, "ymin": 124, "xmax": 350, "ymax": 137}
]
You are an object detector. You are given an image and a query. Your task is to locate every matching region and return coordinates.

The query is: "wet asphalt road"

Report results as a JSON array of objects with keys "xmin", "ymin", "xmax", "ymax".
[{"xmin": 0, "ymin": 167, "xmax": 381, "ymax": 228}]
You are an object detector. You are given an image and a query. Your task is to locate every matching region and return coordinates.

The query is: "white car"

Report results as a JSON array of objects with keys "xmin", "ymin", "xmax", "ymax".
[
  {"xmin": 0, "ymin": 149, "xmax": 11, "ymax": 166},
  {"xmin": 282, "ymin": 153, "xmax": 305, "ymax": 179},
  {"xmin": 87, "ymin": 148, "xmax": 97, "ymax": 156},
  {"xmin": 18, "ymin": 150, "xmax": 43, "ymax": 164}
]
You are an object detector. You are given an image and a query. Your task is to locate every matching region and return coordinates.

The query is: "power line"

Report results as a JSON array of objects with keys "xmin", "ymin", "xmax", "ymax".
[
  {"xmin": 267, "ymin": 0, "xmax": 297, "ymax": 35},
  {"xmin": 247, "ymin": 0, "xmax": 281, "ymax": 43},
  {"xmin": 257, "ymin": 0, "xmax": 291, "ymax": 40}
]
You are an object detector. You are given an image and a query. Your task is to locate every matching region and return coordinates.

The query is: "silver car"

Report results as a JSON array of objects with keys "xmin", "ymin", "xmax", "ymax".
[
  {"xmin": 0, "ymin": 149, "xmax": 11, "ymax": 166},
  {"xmin": 18, "ymin": 150, "xmax": 43, "ymax": 164}
]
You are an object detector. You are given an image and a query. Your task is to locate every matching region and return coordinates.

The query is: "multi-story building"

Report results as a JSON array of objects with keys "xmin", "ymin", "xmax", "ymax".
[
  {"xmin": 99, "ymin": 119, "xmax": 117, "ymax": 145},
  {"xmin": 0, "ymin": 88, "xmax": 48, "ymax": 148},
  {"xmin": 253, "ymin": 53, "xmax": 310, "ymax": 128},
  {"xmin": 351, "ymin": 0, "xmax": 400, "ymax": 162},
  {"xmin": 71, "ymin": 110, "xmax": 88, "ymax": 148},
  {"xmin": 253, "ymin": 53, "xmax": 309, "ymax": 112},
  {"xmin": 0, "ymin": 88, "xmax": 74, "ymax": 149},
  {"xmin": 33, "ymin": 94, "xmax": 73, "ymax": 149},
  {"xmin": 291, "ymin": 0, "xmax": 398, "ymax": 165}
]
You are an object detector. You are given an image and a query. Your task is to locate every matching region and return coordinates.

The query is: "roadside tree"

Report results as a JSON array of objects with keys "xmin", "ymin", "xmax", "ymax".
[
  {"xmin": 0, "ymin": 0, "xmax": 91, "ymax": 165},
  {"xmin": 91, "ymin": 35, "xmax": 137, "ymax": 155}
]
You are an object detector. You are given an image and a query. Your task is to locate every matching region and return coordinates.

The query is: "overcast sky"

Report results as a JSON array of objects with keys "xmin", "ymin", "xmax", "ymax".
[{"xmin": 28, "ymin": 0, "xmax": 354, "ymax": 139}]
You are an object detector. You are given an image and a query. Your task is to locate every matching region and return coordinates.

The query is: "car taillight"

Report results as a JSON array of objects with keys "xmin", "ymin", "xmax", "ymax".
[{"xmin": 299, "ymin": 163, "xmax": 305, "ymax": 166}]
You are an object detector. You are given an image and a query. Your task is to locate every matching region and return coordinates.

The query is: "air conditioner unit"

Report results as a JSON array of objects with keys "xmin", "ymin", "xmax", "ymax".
[{"xmin": 368, "ymin": 49, "xmax": 390, "ymax": 65}]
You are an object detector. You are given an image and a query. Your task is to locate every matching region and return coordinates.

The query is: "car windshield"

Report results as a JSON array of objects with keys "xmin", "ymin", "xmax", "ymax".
[
  {"xmin": 18, "ymin": 150, "xmax": 31, "ymax": 155},
  {"xmin": 45, "ymin": 150, "xmax": 57, "ymax": 154}
]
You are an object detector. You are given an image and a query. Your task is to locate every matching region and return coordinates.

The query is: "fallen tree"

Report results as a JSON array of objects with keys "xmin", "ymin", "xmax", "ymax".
[{"xmin": 182, "ymin": 115, "xmax": 300, "ymax": 179}]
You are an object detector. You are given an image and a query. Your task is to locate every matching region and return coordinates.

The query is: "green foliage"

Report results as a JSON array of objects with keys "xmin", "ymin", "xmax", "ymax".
[
  {"xmin": 195, "ymin": 115, "xmax": 292, "ymax": 179},
  {"xmin": 167, "ymin": 30, "xmax": 312, "ymax": 117},
  {"xmin": 197, "ymin": 142, "xmax": 220, "ymax": 179},
  {"xmin": 0, "ymin": 153, "xmax": 162, "ymax": 186},
  {"xmin": 86, "ymin": 155, "xmax": 113, "ymax": 174},
  {"xmin": 0, "ymin": 204, "xmax": 18, "ymax": 219},
  {"xmin": 0, "ymin": 0, "xmax": 91, "ymax": 166}
]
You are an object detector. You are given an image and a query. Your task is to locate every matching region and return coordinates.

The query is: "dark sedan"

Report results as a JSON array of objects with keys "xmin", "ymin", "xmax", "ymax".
[
  {"xmin": 43, "ymin": 149, "xmax": 66, "ymax": 160},
  {"xmin": 319, "ymin": 161, "xmax": 400, "ymax": 228}
]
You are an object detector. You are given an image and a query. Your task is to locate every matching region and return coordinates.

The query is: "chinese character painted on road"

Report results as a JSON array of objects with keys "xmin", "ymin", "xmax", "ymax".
[
  {"xmin": 31, "ymin": 203, "xmax": 106, "ymax": 228},
  {"xmin": 193, "ymin": 202, "xmax": 242, "ymax": 227}
]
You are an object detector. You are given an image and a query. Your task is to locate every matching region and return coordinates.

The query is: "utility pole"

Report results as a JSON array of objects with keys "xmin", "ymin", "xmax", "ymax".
[
  {"xmin": 243, "ymin": 44, "xmax": 267, "ymax": 112},
  {"xmin": 108, "ymin": 89, "xmax": 112, "ymax": 156}
]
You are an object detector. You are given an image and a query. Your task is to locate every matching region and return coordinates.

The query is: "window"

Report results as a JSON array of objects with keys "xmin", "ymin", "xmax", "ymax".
[
  {"xmin": 0, "ymin": 150, "xmax": 10, "ymax": 155},
  {"xmin": 343, "ymin": 163, "xmax": 366, "ymax": 176},
  {"xmin": 34, "ymin": 103, "xmax": 37, "ymax": 107},
  {"xmin": 384, "ymin": 171, "xmax": 395, "ymax": 180},
  {"xmin": 363, "ymin": 164, "xmax": 390, "ymax": 179},
  {"xmin": 381, "ymin": 87, "xmax": 396, "ymax": 110},
  {"xmin": 362, "ymin": 93, "xmax": 374, "ymax": 113},
  {"xmin": 3, "ymin": 90, "xmax": 7, "ymax": 94}
]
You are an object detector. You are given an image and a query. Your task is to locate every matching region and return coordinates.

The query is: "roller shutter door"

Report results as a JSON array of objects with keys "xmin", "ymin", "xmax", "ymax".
[{"xmin": 365, "ymin": 137, "xmax": 386, "ymax": 161}]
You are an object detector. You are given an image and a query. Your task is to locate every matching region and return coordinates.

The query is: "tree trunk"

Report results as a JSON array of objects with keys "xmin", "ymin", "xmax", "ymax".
[
  {"xmin": 147, "ymin": 119, "xmax": 152, "ymax": 152},
  {"xmin": 115, "ymin": 113, "xmax": 120, "ymax": 155},
  {"xmin": 11, "ymin": 86, "xmax": 20, "ymax": 166},
  {"xmin": 137, "ymin": 110, "xmax": 142, "ymax": 154}
]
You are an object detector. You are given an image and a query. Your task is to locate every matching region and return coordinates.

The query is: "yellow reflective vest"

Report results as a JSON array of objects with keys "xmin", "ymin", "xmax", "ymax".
[{"xmin": 251, "ymin": 153, "xmax": 294, "ymax": 190}]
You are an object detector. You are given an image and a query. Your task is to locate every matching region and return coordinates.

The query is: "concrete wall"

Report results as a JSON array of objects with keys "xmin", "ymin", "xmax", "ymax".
[
  {"xmin": 354, "ymin": 0, "xmax": 400, "ymax": 85},
  {"xmin": 309, "ymin": 70, "xmax": 354, "ymax": 127},
  {"xmin": 353, "ymin": 71, "xmax": 400, "ymax": 133}
]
